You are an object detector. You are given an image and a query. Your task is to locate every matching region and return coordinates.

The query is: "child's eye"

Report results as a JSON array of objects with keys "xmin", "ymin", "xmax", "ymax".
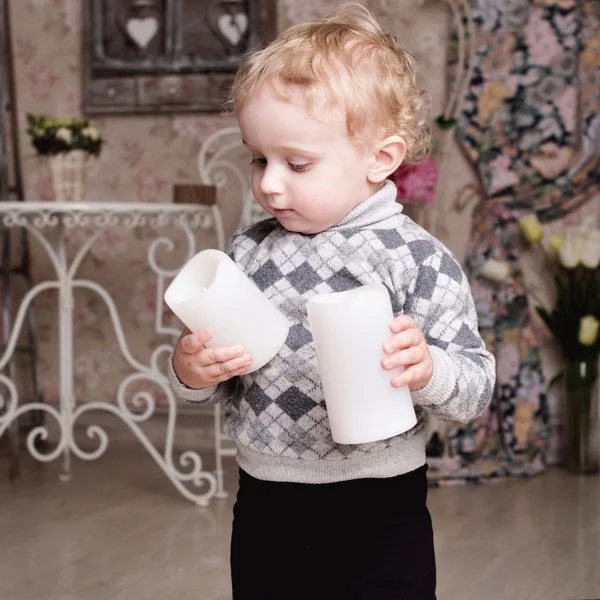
[
  {"xmin": 250, "ymin": 157, "xmax": 267, "ymax": 167},
  {"xmin": 289, "ymin": 163, "xmax": 309, "ymax": 172}
]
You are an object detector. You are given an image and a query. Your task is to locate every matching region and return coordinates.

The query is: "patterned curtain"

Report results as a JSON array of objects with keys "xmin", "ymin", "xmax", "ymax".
[{"xmin": 428, "ymin": 0, "xmax": 600, "ymax": 484}]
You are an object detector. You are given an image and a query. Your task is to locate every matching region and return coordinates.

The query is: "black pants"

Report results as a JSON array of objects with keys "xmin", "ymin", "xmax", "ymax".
[{"xmin": 231, "ymin": 465, "xmax": 436, "ymax": 599}]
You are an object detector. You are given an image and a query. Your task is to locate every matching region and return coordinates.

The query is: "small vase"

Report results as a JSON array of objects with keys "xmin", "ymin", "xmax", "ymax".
[
  {"xmin": 48, "ymin": 150, "xmax": 87, "ymax": 202},
  {"xmin": 563, "ymin": 358, "xmax": 599, "ymax": 474}
]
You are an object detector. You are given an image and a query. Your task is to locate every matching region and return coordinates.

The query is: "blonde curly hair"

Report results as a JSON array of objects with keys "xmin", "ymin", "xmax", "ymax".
[{"xmin": 227, "ymin": 3, "xmax": 431, "ymax": 164}]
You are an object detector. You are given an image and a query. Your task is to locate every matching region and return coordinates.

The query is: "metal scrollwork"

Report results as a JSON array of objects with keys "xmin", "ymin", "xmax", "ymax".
[{"xmin": 0, "ymin": 202, "xmax": 224, "ymax": 506}]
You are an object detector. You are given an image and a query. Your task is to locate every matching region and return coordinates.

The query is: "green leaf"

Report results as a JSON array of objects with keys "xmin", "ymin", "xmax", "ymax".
[
  {"xmin": 548, "ymin": 371, "xmax": 564, "ymax": 388},
  {"xmin": 435, "ymin": 114, "xmax": 458, "ymax": 130},
  {"xmin": 535, "ymin": 306, "xmax": 556, "ymax": 335}
]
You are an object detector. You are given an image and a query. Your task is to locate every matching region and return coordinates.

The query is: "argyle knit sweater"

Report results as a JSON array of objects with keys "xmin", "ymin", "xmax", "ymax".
[{"xmin": 168, "ymin": 180, "xmax": 495, "ymax": 484}]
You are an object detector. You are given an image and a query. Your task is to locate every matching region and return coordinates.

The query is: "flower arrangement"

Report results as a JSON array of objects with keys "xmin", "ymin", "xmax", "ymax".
[
  {"xmin": 481, "ymin": 213, "xmax": 600, "ymax": 473},
  {"xmin": 26, "ymin": 114, "xmax": 104, "ymax": 157},
  {"xmin": 389, "ymin": 157, "xmax": 439, "ymax": 205},
  {"xmin": 479, "ymin": 215, "xmax": 600, "ymax": 355},
  {"xmin": 517, "ymin": 215, "xmax": 600, "ymax": 362}
]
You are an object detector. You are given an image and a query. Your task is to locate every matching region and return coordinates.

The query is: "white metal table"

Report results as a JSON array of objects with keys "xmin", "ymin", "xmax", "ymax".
[{"xmin": 0, "ymin": 202, "xmax": 225, "ymax": 506}]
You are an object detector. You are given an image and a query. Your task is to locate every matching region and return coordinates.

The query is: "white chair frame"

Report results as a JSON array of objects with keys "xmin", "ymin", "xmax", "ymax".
[{"xmin": 197, "ymin": 126, "xmax": 267, "ymax": 498}]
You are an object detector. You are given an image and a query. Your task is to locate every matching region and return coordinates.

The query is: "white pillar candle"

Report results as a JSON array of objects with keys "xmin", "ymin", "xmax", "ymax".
[
  {"xmin": 307, "ymin": 283, "xmax": 417, "ymax": 444},
  {"xmin": 164, "ymin": 249, "xmax": 290, "ymax": 373}
]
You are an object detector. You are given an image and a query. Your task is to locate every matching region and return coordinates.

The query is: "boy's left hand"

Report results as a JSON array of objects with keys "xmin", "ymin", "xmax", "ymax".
[{"xmin": 382, "ymin": 314, "xmax": 433, "ymax": 391}]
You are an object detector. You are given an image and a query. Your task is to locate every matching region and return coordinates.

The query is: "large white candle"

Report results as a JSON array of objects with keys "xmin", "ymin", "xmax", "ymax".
[
  {"xmin": 164, "ymin": 249, "xmax": 289, "ymax": 373},
  {"xmin": 307, "ymin": 283, "xmax": 417, "ymax": 444}
]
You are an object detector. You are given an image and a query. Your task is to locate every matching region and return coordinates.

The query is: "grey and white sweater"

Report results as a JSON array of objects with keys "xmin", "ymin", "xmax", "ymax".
[{"xmin": 168, "ymin": 180, "xmax": 495, "ymax": 484}]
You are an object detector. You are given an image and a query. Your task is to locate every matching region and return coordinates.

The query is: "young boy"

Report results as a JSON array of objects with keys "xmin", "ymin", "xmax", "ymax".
[{"xmin": 169, "ymin": 4, "xmax": 495, "ymax": 599}]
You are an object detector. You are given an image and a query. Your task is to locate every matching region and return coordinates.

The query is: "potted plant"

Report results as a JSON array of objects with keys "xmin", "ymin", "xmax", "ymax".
[
  {"xmin": 26, "ymin": 115, "xmax": 105, "ymax": 202},
  {"xmin": 521, "ymin": 215, "xmax": 600, "ymax": 474}
]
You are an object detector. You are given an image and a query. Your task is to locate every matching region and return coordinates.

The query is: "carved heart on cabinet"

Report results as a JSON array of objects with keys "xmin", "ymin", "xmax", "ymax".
[
  {"xmin": 207, "ymin": 0, "xmax": 249, "ymax": 52},
  {"xmin": 125, "ymin": 17, "xmax": 159, "ymax": 49},
  {"xmin": 217, "ymin": 13, "xmax": 248, "ymax": 46}
]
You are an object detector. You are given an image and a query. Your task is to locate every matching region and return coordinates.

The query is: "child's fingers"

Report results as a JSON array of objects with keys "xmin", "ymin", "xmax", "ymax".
[
  {"xmin": 180, "ymin": 330, "xmax": 212, "ymax": 354},
  {"xmin": 200, "ymin": 345, "xmax": 246, "ymax": 366},
  {"xmin": 206, "ymin": 354, "xmax": 253, "ymax": 381},
  {"xmin": 384, "ymin": 328, "xmax": 422, "ymax": 354},
  {"xmin": 390, "ymin": 366, "xmax": 416, "ymax": 389},
  {"xmin": 382, "ymin": 346, "xmax": 423, "ymax": 370},
  {"xmin": 389, "ymin": 314, "xmax": 415, "ymax": 334}
]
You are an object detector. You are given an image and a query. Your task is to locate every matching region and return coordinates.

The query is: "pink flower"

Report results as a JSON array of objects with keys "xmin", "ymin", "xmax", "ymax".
[
  {"xmin": 134, "ymin": 168, "xmax": 167, "ymax": 203},
  {"xmin": 75, "ymin": 349, "xmax": 111, "ymax": 392},
  {"xmin": 390, "ymin": 157, "xmax": 438, "ymax": 204},
  {"xmin": 27, "ymin": 63, "xmax": 60, "ymax": 101},
  {"xmin": 490, "ymin": 202, "xmax": 515, "ymax": 221},
  {"xmin": 525, "ymin": 9, "xmax": 562, "ymax": 65},
  {"xmin": 15, "ymin": 38, "xmax": 36, "ymax": 64},
  {"xmin": 66, "ymin": 225, "xmax": 128, "ymax": 262},
  {"xmin": 488, "ymin": 154, "xmax": 520, "ymax": 196},
  {"xmin": 73, "ymin": 298, "xmax": 99, "ymax": 330},
  {"xmin": 59, "ymin": 0, "xmax": 82, "ymax": 31}
]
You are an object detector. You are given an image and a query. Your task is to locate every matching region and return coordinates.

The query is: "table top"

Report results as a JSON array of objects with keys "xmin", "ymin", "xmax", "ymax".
[
  {"xmin": 0, "ymin": 201, "xmax": 211, "ymax": 213},
  {"xmin": 0, "ymin": 202, "xmax": 214, "ymax": 229}
]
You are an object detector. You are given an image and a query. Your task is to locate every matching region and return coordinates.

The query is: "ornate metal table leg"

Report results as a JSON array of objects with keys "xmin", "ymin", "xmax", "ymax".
[
  {"xmin": 1, "ymin": 204, "xmax": 220, "ymax": 505},
  {"xmin": 56, "ymin": 222, "xmax": 74, "ymax": 482}
]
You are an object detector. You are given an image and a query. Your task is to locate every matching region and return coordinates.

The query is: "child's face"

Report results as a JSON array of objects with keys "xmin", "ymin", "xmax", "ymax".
[{"xmin": 238, "ymin": 84, "xmax": 380, "ymax": 234}]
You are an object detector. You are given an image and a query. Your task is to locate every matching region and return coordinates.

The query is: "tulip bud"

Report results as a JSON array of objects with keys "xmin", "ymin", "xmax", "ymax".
[
  {"xmin": 578, "ymin": 315, "xmax": 600, "ymax": 346},
  {"xmin": 480, "ymin": 259, "xmax": 511, "ymax": 283},
  {"xmin": 519, "ymin": 214, "xmax": 544, "ymax": 243}
]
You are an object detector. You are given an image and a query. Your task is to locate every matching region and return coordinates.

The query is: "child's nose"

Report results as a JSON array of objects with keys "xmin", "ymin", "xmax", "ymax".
[{"xmin": 259, "ymin": 165, "xmax": 284, "ymax": 196}]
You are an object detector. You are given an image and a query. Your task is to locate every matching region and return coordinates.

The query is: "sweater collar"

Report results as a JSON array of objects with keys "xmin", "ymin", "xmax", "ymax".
[{"xmin": 330, "ymin": 179, "xmax": 401, "ymax": 230}]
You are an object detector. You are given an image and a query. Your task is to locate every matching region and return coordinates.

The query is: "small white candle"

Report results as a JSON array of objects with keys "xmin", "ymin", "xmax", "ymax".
[
  {"xmin": 307, "ymin": 283, "xmax": 417, "ymax": 444},
  {"xmin": 164, "ymin": 250, "xmax": 290, "ymax": 373}
]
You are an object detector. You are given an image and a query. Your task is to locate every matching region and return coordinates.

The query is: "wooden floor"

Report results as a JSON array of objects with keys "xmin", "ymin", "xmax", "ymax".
[{"xmin": 1, "ymin": 450, "xmax": 599, "ymax": 600}]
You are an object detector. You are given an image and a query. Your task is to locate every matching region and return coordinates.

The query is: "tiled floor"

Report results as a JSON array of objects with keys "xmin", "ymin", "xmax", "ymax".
[{"xmin": 1, "ymin": 449, "xmax": 599, "ymax": 600}]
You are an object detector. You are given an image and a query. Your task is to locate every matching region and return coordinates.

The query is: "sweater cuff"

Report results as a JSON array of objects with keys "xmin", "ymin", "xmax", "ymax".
[
  {"xmin": 410, "ymin": 345, "xmax": 457, "ymax": 408},
  {"xmin": 167, "ymin": 353, "xmax": 217, "ymax": 403}
]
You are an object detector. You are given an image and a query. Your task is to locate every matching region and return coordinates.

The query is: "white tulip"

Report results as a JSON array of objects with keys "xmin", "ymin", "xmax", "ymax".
[
  {"xmin": 480, "ymin": 259, "xmax": 511, "ymax": 283},
  {"xmin": 579, "ymin": 217, "xmax": 597, "ymax": 231},
  {"xmin": 56, "ymin": 127, "xmax": 72, "ymax": 144},
  {"xmin": 558, "ymin": 238, "xmax": 581, "ymax": 269},
  {"xmin": 580, "ymin": 231, "xmax": 600, "ymax": 269}
]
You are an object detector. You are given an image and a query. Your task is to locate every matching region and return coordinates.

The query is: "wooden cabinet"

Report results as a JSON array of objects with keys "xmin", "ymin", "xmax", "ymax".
[{"xmin": 83, "ymin": 0, "xmax": 276, "ymax": 115}]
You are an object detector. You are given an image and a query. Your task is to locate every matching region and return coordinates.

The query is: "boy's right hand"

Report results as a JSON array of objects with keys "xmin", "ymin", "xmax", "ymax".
[{"xmin": 173, "ymin": 328, "xmax": 253, "ymax": 389}]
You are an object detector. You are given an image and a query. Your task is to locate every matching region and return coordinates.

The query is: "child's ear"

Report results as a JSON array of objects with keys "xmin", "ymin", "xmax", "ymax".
[{"xmin": 367, "ymin": 135, "xmax": 407, "ymax": 183}]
